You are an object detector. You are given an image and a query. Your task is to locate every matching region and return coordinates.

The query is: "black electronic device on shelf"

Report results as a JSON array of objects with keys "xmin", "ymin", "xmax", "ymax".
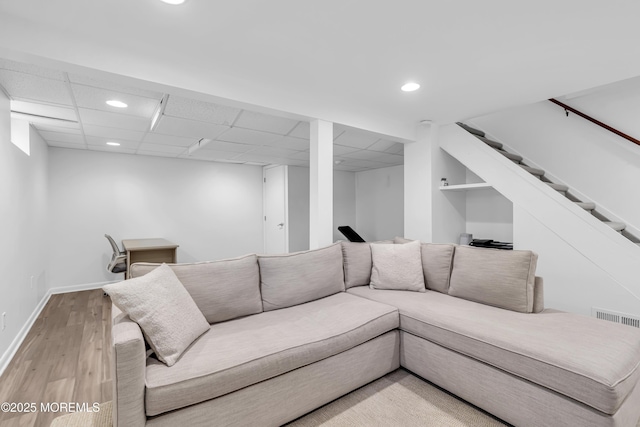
[
  {"xmin": 469, "ymin": 239, "xmax": 513, "ymax": 250},
  {"xmin": 338, "ymin": 226, "xmax": 366, "ymax": 242}
]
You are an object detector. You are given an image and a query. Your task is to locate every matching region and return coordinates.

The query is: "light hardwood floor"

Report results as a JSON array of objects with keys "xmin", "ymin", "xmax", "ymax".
[{"xmin": 0, "ymin": 290, "xmax": 112, "ymax": 427}]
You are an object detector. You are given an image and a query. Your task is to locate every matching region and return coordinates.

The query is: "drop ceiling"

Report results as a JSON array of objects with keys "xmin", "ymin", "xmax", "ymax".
[{"xmin": 0, "ymin": 58, "xmax": 403, "ymax": 172}]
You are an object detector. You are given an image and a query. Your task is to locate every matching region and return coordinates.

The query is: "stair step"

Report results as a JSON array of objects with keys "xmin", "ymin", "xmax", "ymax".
[
  {"xmin": 604, "ymin": 221, "xmax": 626, "ymax": 232},
  {"xmin": 457, "ymin": 122, "xmax": 485, "ymax": 137},
  {"xmin": 496, "ymin": 149, "xmax": 523, "ymax": 163},
  {"xmin": 477, "ymin": 136, "xmax": 503, "ymax": 149},
  {"xmin": 547, "ymin": 182, "xmax": 569, "ymax": 192},
  {"xmin": 520, "ymin": 165, "xmax": 545, "ymax": 177},
  {"xmin": 575, "ymin": 202, "xmax": 596, "ymax": 211}
]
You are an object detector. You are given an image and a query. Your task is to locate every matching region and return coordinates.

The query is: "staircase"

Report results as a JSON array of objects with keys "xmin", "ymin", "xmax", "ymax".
[{"xmin": 457, "ymin": 122, "xmax": 640, "ymax": 246}]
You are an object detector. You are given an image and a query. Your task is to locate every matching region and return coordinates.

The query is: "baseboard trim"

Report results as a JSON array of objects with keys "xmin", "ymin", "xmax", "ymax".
[{"xmin": 0, "ymin": 279, "xmax": 118, "ymax": 378}]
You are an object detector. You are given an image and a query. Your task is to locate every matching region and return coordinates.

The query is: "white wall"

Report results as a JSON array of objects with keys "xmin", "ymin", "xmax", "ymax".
[
  {"xmin": 333, "ymin": 170, "xmax": 357, "ymax": 243},
  {"xmin": 47, "ymin": 148, "xmax": 264, "ymax": 288},
  {"xmin": 440, "ymin": 123, "xmax": 640, "ymax": 317},
  {"xmin": 464, "ymin": 171, "xmax": 513, "ymax": 243},
  {"xmin": 287, "ymin": 166, "xmax": 356, "ymax": 251},
  {"xmin": 515, "ymin": 205, "xmax": 640, "ymax": 316},
  {"xmin": 471, "ymin": 100, "xmax": 640, "ymax": 237},
  {"xmin": 0, "ymin": 91, "xmax": 49, "ymax": 363},
  {"xmin": 356, "ymin": 165, "xmax": 404, "ymax": 241}
]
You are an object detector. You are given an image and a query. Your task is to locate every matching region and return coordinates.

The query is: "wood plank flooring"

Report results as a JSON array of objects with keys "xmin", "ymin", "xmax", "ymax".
[{"xmin": 0, "ymin": 290, "xmax": 111, "ymax": 427}]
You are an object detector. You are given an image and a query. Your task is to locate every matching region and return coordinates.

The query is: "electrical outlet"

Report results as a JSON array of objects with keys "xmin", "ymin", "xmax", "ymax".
[{"xmin": 1, "ymin": 312, "xmax": 6, "ymax": 331}]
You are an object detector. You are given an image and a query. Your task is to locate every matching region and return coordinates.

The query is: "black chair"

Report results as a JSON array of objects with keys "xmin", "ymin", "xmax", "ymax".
[
  {"xmin": 105, "ymin": 234, "xmax": 127, "ymax": 274},
  {"xmin": 337, "ymin": 226, "xmax": 366, "ymax": 242}
]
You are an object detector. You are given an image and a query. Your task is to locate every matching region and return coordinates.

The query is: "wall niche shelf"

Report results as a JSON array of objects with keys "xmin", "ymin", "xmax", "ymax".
[{"xmin": 439, "ymin": 182, "xmax": 493, "ymax": 192}]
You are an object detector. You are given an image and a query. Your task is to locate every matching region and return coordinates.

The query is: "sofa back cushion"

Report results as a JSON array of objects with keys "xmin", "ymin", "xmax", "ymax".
[
  {"xmin": 341, "ymin": 240, "xmax": 394, "ymax": 288},
  {"xmin": 393, "ymin": 237, "xmax": 455, "ymax": 293},
  {"xmin": 258, "ymin": 243, "xmax": 345, "ymax": 311},
  {"xmin": 448, "ymin": 245, "xmax": 538, "ymax": 313},
  {"xmin": 129, "ymin": 254, "xmax": 263, "ymax": 323}
]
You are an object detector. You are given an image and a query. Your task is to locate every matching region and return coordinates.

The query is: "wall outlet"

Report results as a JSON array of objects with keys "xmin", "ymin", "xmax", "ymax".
[{"xmin": 1, "ymin": 312, "xmax": 6, "ymax": 331}]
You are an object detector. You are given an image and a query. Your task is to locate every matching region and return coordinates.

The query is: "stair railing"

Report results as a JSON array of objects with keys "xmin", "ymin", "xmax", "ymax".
[{"xmin": 548, "ymin": 98, "xmax": 640, "ymax": 146}]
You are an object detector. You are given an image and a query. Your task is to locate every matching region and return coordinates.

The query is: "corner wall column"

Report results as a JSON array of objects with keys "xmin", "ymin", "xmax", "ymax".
[
  {"xmin": 404, "ymin": 123, "xmax": 437, "ymax": 241},
  {"xmin": 309, "ymin": 119, "xmax": 333, "ymax": 248}
]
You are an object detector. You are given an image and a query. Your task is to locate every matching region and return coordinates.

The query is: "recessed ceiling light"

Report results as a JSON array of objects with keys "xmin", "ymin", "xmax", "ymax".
[
  {"xmin": 106, "ymin": 100, "xmax": 128, "ymax": 108},
  {"xmin": 106, "ymin": 142, "xmax": 121, "ymax": 146},
  {"xmin": 401, "ymin": 82, "xmax": 420, "ymax": 92},
  {"xmin": 160, "ymin": 0, "xmax": 186, "ymax": 4}
]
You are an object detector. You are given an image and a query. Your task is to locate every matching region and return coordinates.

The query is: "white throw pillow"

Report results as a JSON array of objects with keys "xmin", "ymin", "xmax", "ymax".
[
  {"xmin": 370, "ymin": 240, "xmax": 426, "ymax": 292},
  {"xmin": 103, "ymin": 263, "xmax": 210, "ymax": 366}
]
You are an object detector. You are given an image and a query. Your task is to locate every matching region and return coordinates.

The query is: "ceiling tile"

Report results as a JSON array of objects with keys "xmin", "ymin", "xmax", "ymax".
[
  {"xmin": 344, "ymin": 159, "xmax": 390, "ymax": 169},
  {"xmin": 155, "ymin": 116, "xmax": 229, "ymax": 139},
  {"xmin": 143, "ymin": 132, "xmax": 198, "ymax": 147},
  {"xmin": 86, "ymin": 136, "xmax": 139, "ymax": 149},
  {"xmin": 288, "ymin": 121, "xmax": 309, "ymax": 139},
  {"xmin": 202, "ymin": 140, "xmax": 254, "ymax": 153},
  {"xmin": 217, "ymin": 127, "xmax": 282, "ymax": 146},
  {"xmin": 163, "ymin": 96, "xmax": 241, "ymax": 126},
  {"xmin": 11, "ymin": 100, "xmax": 77, "ymax": 121},
  {"xmin": 384, "ymin": 143, "xmax": 404, "ymax": 155},
  {"xmin": 0, "ymin": 58, "xmax": 65, "ymax": 80},
  {"xmin": 47, "ymin": 141, "xmax": 86, "ymax": 150},
  {"xmin": 83, "ymin": 124, "xmax": 145, "ymax": 141},
  {"xmin": 333, "ymin": 124, "xmax": 350, "ymax": 140},
  {"xmin": 334, "ymin": 129, "xmax": 380, "ymax": 149},
  {"xmin": 0, "ymin": 70, "xmax": 72, "ymax": 106},
  {"xmin": 137, "ymin": 150, "xmax": 179, "ymax": 159},
  {"xmin": 67, "ymin": 74, "xmax": 164, "ymax": 99},
  {"xmin": 88, "ymin": 145, "xmax": 137, "ymax": 155},
  {"xmin": 233, "ymin": 110, "xmax": 299, "ymax": 135},
  {"xmin": 288, "ymin": 151, "xmax": 310, "ymax": 161},
  {"xmin": 263, "ymin": 136, "xmax": 309, "ymax": 151},
  {"xmin": 72, "ymin": 84, "xmax": 159, "ymax": 118},
  {"xmin": 137, "ymin": 143, "xmax": 186, "ymax": 155},
  {"xmin": 367, "ymin": 139, "xmax": 397, "ymax": 152},
  {"xmin": 38, "ymin": 131, "xmax": 85, "ymax": 145},
  {"xmin": 243, "ymin": 146, "xmax": 299, "ymax": 157},
  {"xmin": 333, "ymin": 144, "xmax": 361, "ymax": 156},
  {"xmin": 33, "ymin": 124, "xmax": 82, "ymax": 134},
  {"xmin": 78, "ymin": 108, "xmax": 150, "ymax": 132}
]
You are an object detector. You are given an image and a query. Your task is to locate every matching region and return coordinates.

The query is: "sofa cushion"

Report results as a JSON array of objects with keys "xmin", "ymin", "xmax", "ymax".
[
  {"xmin": 392, "ymin": 237, "xmax": 455, "ymax": 293},
  {"xmin": 341, "ymin": 242, "xmax": 373, "ymax": 288},
  {"xmin": 258, "ymin": 243, "xmax": 345, "ymax": 311},
  {"xmin": 341, "ymin": 240, "xmax": 394, "ymax": 289},
  {"xmin": 144, "ymin": 292, "xmax": 399, "ymax": 416},
  {"xmin": 104, "ymin": 264, "xmax": 210, "ymax": 367},
  {"xmin": 448, "ymin": 245, "xmax": 537, "ymax": 313},
  {"xmin": 370, "ymin": 240, "xmax": 425, "ymax": 292},
  {"xmin": 347, "ymin": 287, "xmax": 640, "ymax": 415},
  {"xmin": 130, "ymin": 254, "xmax": 262, "ymax": 324}
]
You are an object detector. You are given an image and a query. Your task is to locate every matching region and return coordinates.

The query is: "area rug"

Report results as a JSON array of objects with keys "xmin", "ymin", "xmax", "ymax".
[
  {"xmin": 49, "ymin": 370, "xmax": 640, "ymax": 426},
  {"xmin": 49, "ymin": 401, "xmax": 112, "ymax": 427},
  {"xmin": 288, "ymin": 369, "xmax": 506, "ymax": 426}
]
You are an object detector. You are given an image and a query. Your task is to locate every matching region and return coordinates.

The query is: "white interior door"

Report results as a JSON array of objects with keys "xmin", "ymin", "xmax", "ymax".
[{"xmin": 264, "ymin": 165, "xmax": 289, "ymax": 254}]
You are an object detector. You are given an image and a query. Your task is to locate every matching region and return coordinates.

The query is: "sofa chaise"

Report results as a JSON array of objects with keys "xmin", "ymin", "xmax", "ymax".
[{"xmin": 106, "ymin": 239, "xmax": 640, "ymax": 427}]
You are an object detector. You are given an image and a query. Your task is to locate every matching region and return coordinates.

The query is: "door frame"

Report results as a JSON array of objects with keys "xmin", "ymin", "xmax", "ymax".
[{"xmin": 263, "ymin": 165, "xmax": 289, "ymax": 254}]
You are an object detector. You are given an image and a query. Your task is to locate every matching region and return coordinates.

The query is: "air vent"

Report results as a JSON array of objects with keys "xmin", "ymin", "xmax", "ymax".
[{"xmin": 592, "ymin": 307, "xmax": 640, "ymax": 328}]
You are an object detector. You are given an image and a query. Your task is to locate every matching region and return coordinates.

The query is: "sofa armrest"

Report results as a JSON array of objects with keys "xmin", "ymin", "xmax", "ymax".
[
  {"xmin": 532, "ymin": 276, "xmax": 544, "ymax": 313},
  {"xmin": 111, "ymin": 305, "xmax": 147, "ymax": 427}
]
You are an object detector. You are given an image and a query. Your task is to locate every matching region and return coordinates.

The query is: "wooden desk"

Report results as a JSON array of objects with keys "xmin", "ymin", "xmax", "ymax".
[{"xmin": 122, "ymin": 238, "xmax": 179, "ymax": 278}]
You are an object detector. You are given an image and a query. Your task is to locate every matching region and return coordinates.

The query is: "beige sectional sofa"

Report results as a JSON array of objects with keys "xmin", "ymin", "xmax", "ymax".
[{"xmin": 107, "ymin": 240, "xmax": 640, "ymax": 427}]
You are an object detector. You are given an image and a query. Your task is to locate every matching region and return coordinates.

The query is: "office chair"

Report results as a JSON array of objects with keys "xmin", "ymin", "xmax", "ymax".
[{"xmin": 105, "ymin": 234, "xmax": 127, "ymax": 274}]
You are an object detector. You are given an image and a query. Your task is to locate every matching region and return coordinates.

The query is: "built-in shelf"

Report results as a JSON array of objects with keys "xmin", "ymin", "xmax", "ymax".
[{"xmin": 439, "ymin": 182, "xmax": 493, "ymax": 192}]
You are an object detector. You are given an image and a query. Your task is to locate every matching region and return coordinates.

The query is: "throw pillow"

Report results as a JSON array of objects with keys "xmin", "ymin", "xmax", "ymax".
[
  {"xmin": 393, "ymin": 237, "xmax": 456, "ymax": 293},
  {"xmin": 103, "ymin": 263, "xmax": 210, "ymax": 366},
  {"xmin": 370, "ymin": 240, "xmax": 426, "ymax": 292}
]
